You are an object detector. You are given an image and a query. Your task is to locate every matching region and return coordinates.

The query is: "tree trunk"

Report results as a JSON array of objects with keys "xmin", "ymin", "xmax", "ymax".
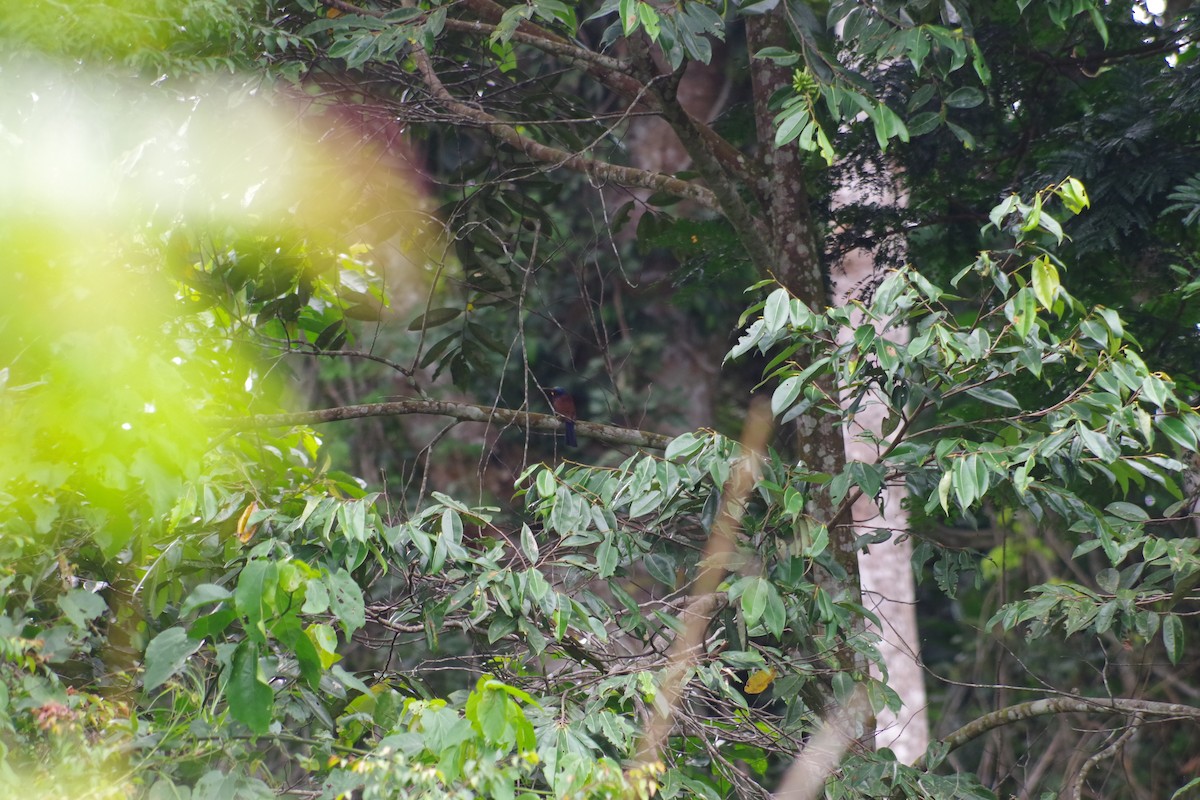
[
  {"xmin": 832, "ymin": 164, "xmax": 930, "ymax": 763},
  {"xmin": 745, "ymin": 10, "xmax": 853, "ymax": 565}
]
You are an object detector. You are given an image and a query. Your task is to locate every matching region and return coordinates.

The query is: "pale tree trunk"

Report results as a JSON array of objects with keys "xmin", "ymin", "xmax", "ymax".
[{"xmin": 832, "ymin": 167, "xmax": 930, "ymax": 764}]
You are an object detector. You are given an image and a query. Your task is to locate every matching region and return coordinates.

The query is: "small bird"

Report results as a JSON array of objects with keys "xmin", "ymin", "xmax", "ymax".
[{"xmin": 546, "ymin": 387, "xmax": 577, "ymax": 447}]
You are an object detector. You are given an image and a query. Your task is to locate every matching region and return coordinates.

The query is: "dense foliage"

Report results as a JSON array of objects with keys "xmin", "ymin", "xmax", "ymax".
[{"xmin": 2, "ymin": 1, "xmax": 1199, "ymax": 799}]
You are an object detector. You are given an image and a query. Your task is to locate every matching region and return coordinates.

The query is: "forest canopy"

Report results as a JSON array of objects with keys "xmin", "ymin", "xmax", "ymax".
[{"xmin": 1, "ymin": 1, "xmax": 1199, "ymax": 799}]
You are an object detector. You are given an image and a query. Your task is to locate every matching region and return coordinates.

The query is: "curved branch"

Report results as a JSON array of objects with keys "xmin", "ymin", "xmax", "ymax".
[
  {"xmin": 1066, "ymin": 713, "xmax": 1141, "ymax": 800},
  {"xmin": 215, "ymin": 399, "xmax": 674, "ymax": 450},
  {"xmin": 914, "ymin": 696, "xmax": 1200, "ymax": 770}
]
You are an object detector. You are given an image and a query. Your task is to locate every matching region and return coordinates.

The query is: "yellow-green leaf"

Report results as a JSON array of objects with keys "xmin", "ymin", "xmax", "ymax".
[{"xmin": 1032, "ymin": 257, "xmax": 1059, "ymax": 310}]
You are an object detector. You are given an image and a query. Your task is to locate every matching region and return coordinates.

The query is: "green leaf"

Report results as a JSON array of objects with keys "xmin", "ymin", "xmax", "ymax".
[
  {"xmin": 755, "ymin": 46, "xmax": 800, "ymax": 66},
  {"xmin": 620, "ymin": 0, "xmax": 639, "ymax": 35},
  {"xmin": 629, "ymin": 489, "xmax": 662, "ymax": 518},
  {"xmin": 665, "ymin": 432, "xmax": 705, "ymax": 460},
  {"xmin": 1171, "ymin": 777, "xmax": 1200, "ymax": 800},
  {"xmin": 802, "ymin": 523, "xmax": 828, "ymax": 559},
  {"xmin": 189, "ymin": 608, "xmax": 236, "ymax": 640},
  {"xmin": 488, "ymin": 615, "xmax": 517, "ymax": 643},
  {"xmin": 944, "ymin": 87, "xmax": 984, "ymax": 108},
  {"xmin": 1105, "ymin": 501, "xmax": 1148, "ymax": 522},
  {"xmin": 408, "ymin": 307, "xmax": 462, "ymax": 331},
  {"xmin": 235, "ymin": 560, "xmax": 277, "ymax": 642},
  {"xmin": 181, "ymin": 584, "xmax": 233, "ymax": 616},
  {"xmin": 952, "ymin": 454, "xmax": 986, "ymax": 510},
  {"xmin": 1095, "ymin": 568, "xmax": 1119, "ymax": 594},
  {"xmin": 739, "ymin": 577, "xmax": 771, "ymax": 627},
  {"xmin": 775, "ymin": 109, "xmax": 810, "ymax": 148},
  {"xmin": 327, "ymin": 568, "xmax": 366, "ymax": 635},
  {"xmin": 477, "ymin": 686, "xmax": 509, "ymax": 743},
  {"xmin": 226, "ymin": 640, "xmax": 273, "ymax": 735},
  {"xmin": 1089, "ymin": 6, "xmax": 1109, "ymax": 47},
  {"xmin": 847, "ymin": 461, "xmax": 884, "ymax": 499},
  {"xmin": 772, "ymin": 376, "xmax": 803, "ymax": 417},
  {"xmin": 762, "ymin": 587, "xmax": 786, "ymax": 638},
  {"xmin": 869, "ymin": 101, "xmax": 908, "ymax": 149},
  {"xmin": 832, "ymin": 672, "xmax": 855, "ymax": 706},
  {"xmin": 945, "ymin": 120, "xmax": 976, "ymax": 149},
  {"xmin": 1157, "ymin": 416, "xmax": 1197, "ymax": 451},
  {"xmin": 536, "ymin": 467, "xmax": 556, "ymax": 498},
  {"xmin": 1057, "ymin": 177, "xmax": 1090, "ymax": 214},
  {"xmin": 1038, "ymin": 210, "xmax": 1064, "ymax": 244},
  {"xmin": 1163, "ymin": 614, "xmax": 1184, "ymax": 664},
  {"xmin": 965, "ymin": 386, "xmax": 1021, "ymax": 410},
  {"xmin": 1076, "ymin": 423, "xmax": 1120, "ymax": 463},
  {"xmin": 644, "ymin": 553, "xmax": 677, "ymax": 588},
  {"xmin": 595, "ymin": 537, "xmax": 618, "ymax": 578},
  {"xmin": 906, "ymin": 111, "xmax": 941, "ymax": 136},
  {"xmin": 143, "ymin": 627, "xmax": 203, "ymax": 692},
  {"xmin": 287, "ymin": 626, "xmax": 324, "ymax": 690},
  {"xmin": 1007, "ymin": 287, "xmax": 1037, "ymax": 339},
  {"xmin": 637, "ymin": 3, "xmax": 660, "ymax": 38},
  {"xmin": 967, "ymin": 37, "xmax": 991, "ymax": 84},
  {"xmin": 520, "ymin": 523, "xmax": 539, "ymax": 562},
  {"xmin": 59, "ymin": 589, "xmax": 108, "ymax": 629}
]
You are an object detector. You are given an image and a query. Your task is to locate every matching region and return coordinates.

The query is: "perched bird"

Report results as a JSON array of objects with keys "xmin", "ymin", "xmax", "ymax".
[{"xmin": 546, "ymin": 387, "xmax": 577, "ymax": 447}]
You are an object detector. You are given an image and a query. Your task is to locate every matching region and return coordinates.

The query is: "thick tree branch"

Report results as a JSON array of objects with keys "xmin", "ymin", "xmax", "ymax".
[
  {"xmin": 216, "ymin": 399, "xmax": 673, "ymax": 450},
  {"xmin": 744, "ymin": 12, "xmax": 826, "ymax": 302},
  {"xmin": 624, "ymin": 37, "xmax": 774, "ymax": 276},
  {"xmin": 914, "ymin": 696, "xmax": 1200, "ymax": 770}
]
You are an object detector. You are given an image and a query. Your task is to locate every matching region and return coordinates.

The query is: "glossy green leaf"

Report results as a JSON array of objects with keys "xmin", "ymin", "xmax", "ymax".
[
  {"xmin": 965, "ymin": 386, "xmax": 1021, "ymax": 410},
  {"xmin": 1157, "ymin": 416, "xmax": 1197, "ymax": 451}
]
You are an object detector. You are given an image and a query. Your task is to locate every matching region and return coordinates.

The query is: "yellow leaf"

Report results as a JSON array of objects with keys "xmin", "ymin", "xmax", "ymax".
[
  {"xmin": 744, "ymin": 668, "xmax": 777, "ymax": 695},
  {"xmin": 236, "ymin": 501, "xmax": 258, "ymax": 543}
]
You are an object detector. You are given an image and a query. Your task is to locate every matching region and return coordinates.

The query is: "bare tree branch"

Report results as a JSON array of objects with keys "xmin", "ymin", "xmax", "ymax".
[
  {"xmin": 215, "ymin": 399, "xmax": 673, "ymax": 449},
  {"xmin": 1065, "ymin": 713, "xmax": 1142, "ymax": 800},
  {"xmin": 914, "ymin": 696, "xmax": 1200, "ymax": 770}
]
